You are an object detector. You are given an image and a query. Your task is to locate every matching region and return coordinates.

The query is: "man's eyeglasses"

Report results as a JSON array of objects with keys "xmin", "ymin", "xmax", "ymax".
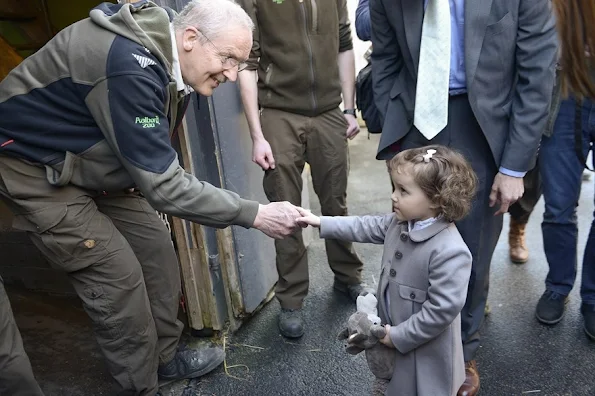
[{"xmin": 197, "ymin": 29, "xmax": 248, "ymax": 72}]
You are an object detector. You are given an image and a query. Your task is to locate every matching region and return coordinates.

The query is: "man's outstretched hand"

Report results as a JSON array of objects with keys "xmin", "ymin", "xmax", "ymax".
[{"xmin": 252, "ymin": 202, "xmax": 302, "ymax": 239}]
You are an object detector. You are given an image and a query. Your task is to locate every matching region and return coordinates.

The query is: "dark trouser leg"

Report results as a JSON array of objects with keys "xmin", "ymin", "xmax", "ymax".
[
  {"xmin": 307, "ymin": 108, "xmax": 363, "ymax": 285},
  {"xmin": 0, "ymin": 156, "xmax": 159, "ymax": 396},
  {"xmin": 582, "ymin": 202, "xmax": 595, "ymax": 303},
  {"xmin": 0, "ymin": 277, "xmax": 44, "ymax": 396},
  {"xmin": 95, "ymin": 192, "xmax": 184, "ymax": 364},
  {"xmin": 399, "ymin": 95, "xmax": 501, "ymax": 361},
  {"xmin": 541, "ymin": 97, "xmax": 595, "ymax": 302},
  {"xmin": 540, "ymin": 98, "xmax": 586, "ymax": 297},
  {"xmin": 63, "ymin": 230, "xmax": 159, "ymax": 395},
  {"xmin": 509, "ymin": 159, "xmax": 542, "ymax": 224},
  {"xmin": 261, "ymin": 108, "xmax": 308, "ymax": 310},
  {"xmin": 578, "ymin": 100, "xmax": 595, "ymax": 304},
  {"xmin": 446, "ymin": 96, "xmax": 501, "ymax": 362},
  {"xmin": 456, "ymin": 166, "xmax": 500, "ymax": 361}
]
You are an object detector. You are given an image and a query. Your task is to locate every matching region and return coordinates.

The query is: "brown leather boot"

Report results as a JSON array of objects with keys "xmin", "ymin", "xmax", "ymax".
[
  {"xmin": 458, "ymin": 360, "xmax": 480, "ymax": 396},
  {"xmin": 509, "ymin": 218, "xmax": 529, "ymax": 264}
]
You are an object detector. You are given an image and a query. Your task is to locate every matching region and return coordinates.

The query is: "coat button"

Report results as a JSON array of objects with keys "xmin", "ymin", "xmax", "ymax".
[
  {"xmin": 410, "ymin": 292, "xmax": 416, "ymax": 299},
  {"xmin": 400, "ymin": 233, "xmax": 408, "ymax": 241},
  {"xmin": 395, "ymin": 251, "xmax": 403, "ymax": 259},
  {"xmin": 389, "ymin": 269, "xmax": 396, "ymax": 277}
]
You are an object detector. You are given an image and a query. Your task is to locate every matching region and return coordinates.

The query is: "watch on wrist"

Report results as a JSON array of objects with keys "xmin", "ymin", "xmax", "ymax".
[{"xmin": 343, "ymin": 108, "xmax": 357, "ymax": 116}]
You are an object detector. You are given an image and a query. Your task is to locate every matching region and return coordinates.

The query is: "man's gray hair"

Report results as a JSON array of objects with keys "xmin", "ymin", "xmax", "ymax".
[{"xmin": 173, "ymin": 0, "xmax": 254, "ymax": 39}]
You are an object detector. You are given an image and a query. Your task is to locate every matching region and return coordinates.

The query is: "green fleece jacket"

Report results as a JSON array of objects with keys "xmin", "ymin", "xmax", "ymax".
[
  {"xmin": 0, "ymin": 1, "xmax": 258, "ymax": 229},
  {"xmin": 239, "ymin": 0, "xmax": 353, "ymax": 117}
]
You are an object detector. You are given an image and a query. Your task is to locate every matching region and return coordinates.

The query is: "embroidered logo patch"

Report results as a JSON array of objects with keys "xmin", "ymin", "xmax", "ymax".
[
  {"xmin": 135, "ymin": 116, "xmax": 160, "ymax": 128},
  {"xmin": 132, "ymin": 54, "xmax": 157, "ymax": 68}
]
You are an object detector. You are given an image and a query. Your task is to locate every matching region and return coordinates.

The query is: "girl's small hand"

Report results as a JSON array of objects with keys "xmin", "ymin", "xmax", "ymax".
[
  {"xmin": 296, "ymin": 207, "xmax": 321, "ymax": 228},
  {"xmin": 379, "ymin": 324, "xmax": 395, "ymax": 348}
]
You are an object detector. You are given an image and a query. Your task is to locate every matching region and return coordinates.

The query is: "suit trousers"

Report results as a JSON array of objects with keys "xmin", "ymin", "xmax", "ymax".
[
  {"xmin": 0, "ymin": 276, "xmax": 44, "ymax": 396},
  {"xmin": 0, "ymin": 155, "xmax": 184, "ymax": 396},
  {"xmin": 397, "ymin": 94, "xmax": 502, "ymax": 361},
  {"xmin": 260, "ymin": 107, "xmax": 363, "ymax": 309}
]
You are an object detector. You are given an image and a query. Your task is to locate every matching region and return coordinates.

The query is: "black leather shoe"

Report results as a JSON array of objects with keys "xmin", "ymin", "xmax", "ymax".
[
  {"xmin": 158, "ymin": 344, "xmax": 224, "ymax": 382},
  {"xmin": 278, "ymin": 308, "xmax": 304, "ymax": 338},
  {"xmin": 581, "ymin": 303, "xmax": 595, "ymax": 341},
  {"xmin": 535, "ymin": 290, "xmax": 568, "ymax": 325},
  {"xmin": 333, "ymin": 279, "xmax": 371, "ymax": 302}
]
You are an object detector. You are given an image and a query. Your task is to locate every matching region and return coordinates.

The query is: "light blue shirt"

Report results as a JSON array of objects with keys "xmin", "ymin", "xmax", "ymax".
[{"xmin": 424, "ymin": 0, "xmax": 466, "ymax": 94}]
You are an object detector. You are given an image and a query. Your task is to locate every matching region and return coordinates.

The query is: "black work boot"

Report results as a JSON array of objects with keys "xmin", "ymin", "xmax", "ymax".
[
  {"xmin": 278, "ymin": 308, "xmax": 304, "ymax": 338},
  {"xmin": 333, "ymin": 279, "xmax": 371, "ymax": 302},
  {"xmin": 158, "ymin": 344, "xmax": 225, "ymax": 383},
  {"xmin": 535, "ymin": 290, "xmax": 569, "ymax": 325},
  {"xmin": 581, "ymin": 303, "xmax": 595, "ymax": 341}
]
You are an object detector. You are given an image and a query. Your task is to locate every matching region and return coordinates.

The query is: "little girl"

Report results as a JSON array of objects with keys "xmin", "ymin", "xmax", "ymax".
[{"xmin": 297, "ymin": 145, "xmax": 477, "ymax": 396}]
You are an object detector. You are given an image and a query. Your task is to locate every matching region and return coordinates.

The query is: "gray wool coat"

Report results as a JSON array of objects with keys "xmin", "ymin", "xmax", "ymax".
[{"xmin": 320, "ymin": 214, "xmax": 472, "ymax": 396}]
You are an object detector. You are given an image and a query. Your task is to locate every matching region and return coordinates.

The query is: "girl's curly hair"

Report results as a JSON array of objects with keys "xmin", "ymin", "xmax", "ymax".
[{"xmin": 389, "ymin": 145, "xmax": 478, "ymax": 222}]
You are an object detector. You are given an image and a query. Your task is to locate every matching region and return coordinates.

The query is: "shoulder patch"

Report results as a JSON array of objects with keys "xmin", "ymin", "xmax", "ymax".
[{"xmin": 132, "ymin": 54, "xmax": 157, "ymax": 68}]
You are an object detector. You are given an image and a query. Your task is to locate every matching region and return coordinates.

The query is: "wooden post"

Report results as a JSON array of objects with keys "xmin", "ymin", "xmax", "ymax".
[{"xmin": 0, "ymin": 36, "xmax": 23, "ymax": 80}]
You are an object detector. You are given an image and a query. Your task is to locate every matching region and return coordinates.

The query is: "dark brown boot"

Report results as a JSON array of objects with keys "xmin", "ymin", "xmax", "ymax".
[
  {"xmin": 457, "ymin": 360, "xmax": 480, "ymax": 396},
  {"xmin": 509, "ymin": 218, "xmax": 529, "ymax": 264}
]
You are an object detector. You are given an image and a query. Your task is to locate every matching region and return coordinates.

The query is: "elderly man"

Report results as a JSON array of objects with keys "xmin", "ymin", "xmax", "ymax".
[
  {"xmin": 0, "ymin": 1, "xmax": 300, "ymax": 395},
  {"xmin": 370, "ymin": 0, "xmax": 557, "ymax": 395}
]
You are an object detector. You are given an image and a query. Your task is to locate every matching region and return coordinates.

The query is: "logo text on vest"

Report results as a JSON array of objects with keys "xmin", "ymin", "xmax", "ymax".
[{"xmin": 135, "ymin": 116, "xmax": 160, "ymax": 128}]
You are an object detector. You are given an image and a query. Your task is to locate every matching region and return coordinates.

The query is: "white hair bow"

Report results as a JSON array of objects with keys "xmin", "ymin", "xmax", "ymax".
[{"xmin": 423, "ymin": 149, "xmax": 437, "ymax": 163}]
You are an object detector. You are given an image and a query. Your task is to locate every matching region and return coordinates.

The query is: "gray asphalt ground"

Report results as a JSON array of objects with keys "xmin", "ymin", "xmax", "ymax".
[{"xmin": 10, "ymin": 132, "xmax": 595, "ymax": 396}]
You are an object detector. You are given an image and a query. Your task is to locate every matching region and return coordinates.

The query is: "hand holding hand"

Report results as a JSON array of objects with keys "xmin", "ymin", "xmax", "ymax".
[
  {"xmin": 295, "ymin": 207, "xmax": 321, "ymax": 228},
  {"xmin": 344, "ymin": 113, "xmax": 360, "ymax": 140},
  {"xmin": 489, "ymin": 172, "xmax": 524, "ymax": 216},
  {"xmin": 252, "ymin": 202, "xmax": 301, "ymax": 239}
]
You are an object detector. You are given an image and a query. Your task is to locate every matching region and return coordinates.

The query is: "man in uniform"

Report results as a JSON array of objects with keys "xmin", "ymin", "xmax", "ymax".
[{"xmin": 237, "ymin": 0, "xmax": 365, "ymax": 339}]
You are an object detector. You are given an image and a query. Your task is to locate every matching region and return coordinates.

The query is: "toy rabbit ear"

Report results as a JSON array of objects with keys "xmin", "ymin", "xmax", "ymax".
[
  {"xmin": 349, "ymin": 333, "xmax": 367, "ymax": 344},
  {"xmin": 345, "ymin": 344, "xmax": 364, "ymax": 355},
  {"xmin": 338, "ymin": 327, "xmax": 350, "ymax": 340}
]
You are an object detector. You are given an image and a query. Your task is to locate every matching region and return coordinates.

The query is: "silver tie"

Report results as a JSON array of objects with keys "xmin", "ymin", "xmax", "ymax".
[{"xmin": 413, "ymin": 0, "xmax": 451, "ymax": 140}]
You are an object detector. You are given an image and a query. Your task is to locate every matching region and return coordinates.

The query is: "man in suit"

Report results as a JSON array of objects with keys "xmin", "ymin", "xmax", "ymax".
[{"xmin": 369, "ymin": 1, "xmax": 557, "ymax": 394}]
